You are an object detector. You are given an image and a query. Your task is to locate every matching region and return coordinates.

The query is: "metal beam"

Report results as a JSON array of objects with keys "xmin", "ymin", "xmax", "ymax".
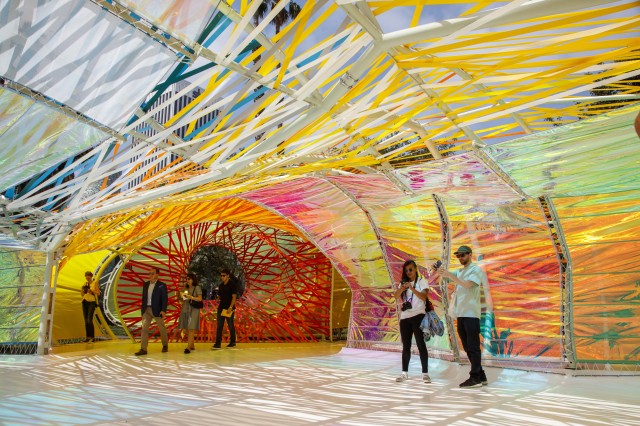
[{"xmin": 380, "ymin": 0, "xmax": 620, "ymax": 49}]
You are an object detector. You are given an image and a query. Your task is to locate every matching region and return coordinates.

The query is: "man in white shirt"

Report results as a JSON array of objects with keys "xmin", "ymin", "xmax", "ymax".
[{"xmin": 440, "ymin": 245, "xmax": 488, "ymax": 388}]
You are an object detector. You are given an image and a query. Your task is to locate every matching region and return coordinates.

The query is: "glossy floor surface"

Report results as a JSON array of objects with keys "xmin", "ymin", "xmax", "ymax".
[{"xmin": 1, "ymin": 342, "xmax": 639, "ymax": 425}]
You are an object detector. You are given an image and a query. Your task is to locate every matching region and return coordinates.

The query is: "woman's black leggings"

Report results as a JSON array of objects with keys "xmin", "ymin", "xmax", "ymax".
[{"xmin": 399, "ymin": 313, "xmax": 429, "ymax": 373}]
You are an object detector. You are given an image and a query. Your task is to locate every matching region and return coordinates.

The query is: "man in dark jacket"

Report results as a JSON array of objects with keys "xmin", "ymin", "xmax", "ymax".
[
  {"xmin": 135, "ymin": 267, "xmax": 169, "ymax": 355},
  {"xmin": 212, "ymin": 268, "xmax": 239, "ymax": 349}
]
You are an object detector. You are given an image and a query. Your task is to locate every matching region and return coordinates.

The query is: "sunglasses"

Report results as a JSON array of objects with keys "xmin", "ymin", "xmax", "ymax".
[{"xmin": 454, "ymin": 253, "xmax": 470, "ymax": 258}]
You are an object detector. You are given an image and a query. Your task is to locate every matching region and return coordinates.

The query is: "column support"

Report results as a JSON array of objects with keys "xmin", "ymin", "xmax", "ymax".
[
  {"xmin": 37, "ymin": 251, "xmax": 57, "ymax": 355},
  {"xmin": 433, "ymin": 194, "xmax": 460, "ymax": 362},
  {"xmin": 539, "ymin": 195, "xmax": 575, "ymax": 368}
]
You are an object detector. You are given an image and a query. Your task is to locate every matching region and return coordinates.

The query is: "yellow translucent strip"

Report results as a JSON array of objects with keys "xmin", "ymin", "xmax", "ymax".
[
  {"xmin": 410, "ymin": 5, "xmax": 422, "ymax": 27},
  {"xmin": 273, "ymin": 2, "xmax": 313, "ymax": 89},
  {"xmin": 369, "ymin": 0, "xmax": 496, "ymax": 7},
  {"xmin": 259, "ymin": 4, "xmax": 342, "ymax": 80},
  {"xmin": 164, "ymin": 66, "xmax": 225, "ymax": 132},
  {"xmin": 396, "ymin": 4, "xmax": 634, "ymax": 60},
  {"xmin": 397, "ymin": 35, "xmax": 638, "ymax": 72},
  {"xmin": 462, "ymin": 2, "xmax": 489, "ymax": 16},
  {"xmin": 239, "ymin": 0, "xmax": 249, "ymax": 15},
  {"xmin": 418, "ymin": 24, "xmax": 639, "ymax": 108},
  {"xmin": 198, "ymin": 113, "xmax": 235, "ymax": 154},
  {"xmin": 64, "ymin": 198, "xmax": 301, "ymax": 256},
  {"xmin": 357, "ymin": 74, "xmax": 418, "ymax": 118},
  {"xmin": 458, "ymin": 48, "xmax": 640, "ymax": 126},
  {"xmin": 440, "ymin": 46, "xmax": 637, "ymax": 128}
]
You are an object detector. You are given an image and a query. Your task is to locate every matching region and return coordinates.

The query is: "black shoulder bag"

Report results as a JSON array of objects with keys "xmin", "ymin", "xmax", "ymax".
[{"xmin": 189, "ymin": 287, "xmax": 204, "ymax": 309}]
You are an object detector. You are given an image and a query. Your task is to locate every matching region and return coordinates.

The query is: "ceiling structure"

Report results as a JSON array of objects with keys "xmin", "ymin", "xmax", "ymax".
[{"xmin": 0, "ymin": 0, "xmax": 638, "ymax": 251}]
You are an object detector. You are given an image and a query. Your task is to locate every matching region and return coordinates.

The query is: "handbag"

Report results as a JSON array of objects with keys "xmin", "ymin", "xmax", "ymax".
[
  {"xmin": 420, "ymin": 310, "xmax": 445, "ymax": 341},
  {"xmin": 448, "ymin": 292, "xmax": 457, "ymax": 319},
  {"xmin": 189, "ymin": 288, "xmax": 204, "ymax": 309}
]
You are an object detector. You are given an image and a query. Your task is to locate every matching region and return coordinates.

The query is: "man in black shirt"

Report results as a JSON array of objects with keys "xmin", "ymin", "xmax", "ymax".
[{"xmin": 212, "ymin": 268, "xmax": 239, "ymax": 349}]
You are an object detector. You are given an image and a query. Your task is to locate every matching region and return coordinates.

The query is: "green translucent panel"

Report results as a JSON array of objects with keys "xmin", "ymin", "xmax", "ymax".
[
  {"xmin": 0, "ymin": 316, "xmax": 40, "ymax": 343},
  {"xmin": 550, "ymin": 190, "xmax": 640, "ymax": 217},
  {"xmin": 553, "ymin": 192, "xmax": 640, "ymax": 363},
  {"xmin": 487, "ymin": 105, "xmax": 640, "ymax": 198},
  {"xmin": 0, "ymin": 87, "xmax": 33, "ymax": 131},
  {"xmin": 0, "ymin": 248, "xmax": 46, "ymax": 345},
  {"xmin": 0, "ymin": 286, "xmax": 42, "ymax": 307},
  {"xmin": 0, "ymin": 88, "xmax": 109, "ymax": 191}
]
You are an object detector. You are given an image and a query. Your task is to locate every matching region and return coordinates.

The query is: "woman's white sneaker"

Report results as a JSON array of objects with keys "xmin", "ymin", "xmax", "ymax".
[
  {"xmin": 395, "ymin": 372, "xmax": 409, "ymax": 382},
  {"xmin": 423, "ymin": 374, "xmax": 431, "ymax": 383}
]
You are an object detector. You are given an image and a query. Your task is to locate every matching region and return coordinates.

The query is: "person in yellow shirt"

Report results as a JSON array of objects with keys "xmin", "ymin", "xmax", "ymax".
[{"xmin": 81, "ymin": 271, "xmax": 100, "ymax": 343}]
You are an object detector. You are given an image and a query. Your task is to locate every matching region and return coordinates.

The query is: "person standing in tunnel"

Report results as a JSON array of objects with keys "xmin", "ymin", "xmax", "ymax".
[
  {"xmin": 135, "ymin": 267, "xmax": 169, "ymax": 355},
  {"xmin": 394, "ymin": 259, "xmax": 431, "ymax": 383},
  {"xmin": 212, "ymin": 268, "xmax": 239, "ymax": 349},
  {"xmin": 80, "ymin": 271, "xmax": 100, "ymax": 343},
  {"xmin": 439, "ymin": 245, "xmax": 489, "ymax": 388},
  {"xmin": 178, "ymin": 273, "xmax": 203, "ymax": 354}
]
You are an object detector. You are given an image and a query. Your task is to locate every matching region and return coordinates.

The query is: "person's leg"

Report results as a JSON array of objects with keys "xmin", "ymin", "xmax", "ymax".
[
  {"xmin": 140, "ymin": 308, "xmax": 152, "ymax": 350},
  {"xmin": 411, "ymin": 314, "xmax": 429, "ymax": 374},
  {"xmin": 187, "ymin": 329, "xmax": 195, "ymax": 350},
  {"xmin": 214, "ymin": 310, "xmax": 224, "ymax": 346},
  {"xmin": 227, "ymin": 311, "xmax": 236, "ymax": 345},
  {"xmin": 399, "ymin": 318, "xmax": 413, "ymax": 372},
  {"xmin": 155, "ymin": 315, "xmax": 168, "ymax": 347},
  {"xmin": 457, "ymin": 318, "xmax": 469, "ymax": 353},
  {"xmin": 82, "ymin": 301, "xmax": 90, "ymax": 339},
  {"xmin": 464, "ymin": 317, "xmax": 483, "ymax": 380},
  {"xmin": 86, "ymin": 302, "xmax": 96, "ymax": 339}
]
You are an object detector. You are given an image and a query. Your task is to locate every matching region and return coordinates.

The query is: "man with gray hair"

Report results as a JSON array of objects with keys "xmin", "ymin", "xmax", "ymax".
[{"xmin": 135, "ymin": 267, "xmax": 169, "ymax": 355}]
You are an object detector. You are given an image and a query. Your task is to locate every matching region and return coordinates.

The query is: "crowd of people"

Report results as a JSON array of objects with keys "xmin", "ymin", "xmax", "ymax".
[
  {"xmin": 80, "ymin": 266, "xmax": 240, "ymax": 353},
  {"xmin": 132, "ymin": 267, "xmax": 240, "ymax": 355},
  {"xmin": 82, "ymin": 246, "xmax": 491, "ymax": 388}
]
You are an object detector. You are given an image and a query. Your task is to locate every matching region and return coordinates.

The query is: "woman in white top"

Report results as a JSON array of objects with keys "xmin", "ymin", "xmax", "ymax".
[
  {"xmin": 81, "ymin": 271, "xmax": 100, "ymax": 343},
  {"xmin": 393, "ymin": 260, "xmax": 431, "ymax": 383}
]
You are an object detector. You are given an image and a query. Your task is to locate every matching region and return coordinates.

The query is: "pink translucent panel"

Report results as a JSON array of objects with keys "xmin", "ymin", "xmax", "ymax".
[
  {"xmin": 244, "ymin": 178, "xmax": 398, "ymax": 344},
  {"xmin": 325, "ymin": 175, "xmax": 406, "ymax": 206},
  {"xmin": 396, "ymin": 153, "xmax": 521, "ymax": 204}
]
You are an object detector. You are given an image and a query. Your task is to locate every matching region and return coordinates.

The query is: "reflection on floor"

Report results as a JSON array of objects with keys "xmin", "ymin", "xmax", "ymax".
[{"xmin": 1, "ymin": 342, "xmax": 639, "ymax": 425}]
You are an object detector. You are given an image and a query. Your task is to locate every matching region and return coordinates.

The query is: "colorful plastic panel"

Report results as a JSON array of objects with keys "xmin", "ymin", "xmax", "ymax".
[
  {"xmin": 0, "ymin": 88, "xmax": 109, "ymax": 191},
  {"xmin": 0, "ymin": 0, "xmax": 177, "ymax": 129}
]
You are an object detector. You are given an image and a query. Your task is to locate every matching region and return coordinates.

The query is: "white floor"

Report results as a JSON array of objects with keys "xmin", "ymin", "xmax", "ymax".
[{"xmin": 1, "ymin": 342, "xmax": 639, "ymax": 425}]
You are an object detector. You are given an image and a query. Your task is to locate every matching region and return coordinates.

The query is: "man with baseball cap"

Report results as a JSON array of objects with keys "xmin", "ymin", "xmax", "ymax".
[{"xmin": 439, "ymin": 245, "xmax": 488, "ymax": 387}]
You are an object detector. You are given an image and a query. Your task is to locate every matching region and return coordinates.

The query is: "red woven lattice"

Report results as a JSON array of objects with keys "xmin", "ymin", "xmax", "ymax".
[{"xmin": 116, "ymin": 222, "xmax": 332, "ymax": 343}]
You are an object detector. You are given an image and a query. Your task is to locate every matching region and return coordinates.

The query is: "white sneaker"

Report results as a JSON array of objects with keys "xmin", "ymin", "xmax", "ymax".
[
  {"xmin": 395, "ymin": 372, "xmax": 409, "ymax": 382},
  {"xmin": 423, "ymin": 374, "xmax": 431, "ymax": 383}
]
